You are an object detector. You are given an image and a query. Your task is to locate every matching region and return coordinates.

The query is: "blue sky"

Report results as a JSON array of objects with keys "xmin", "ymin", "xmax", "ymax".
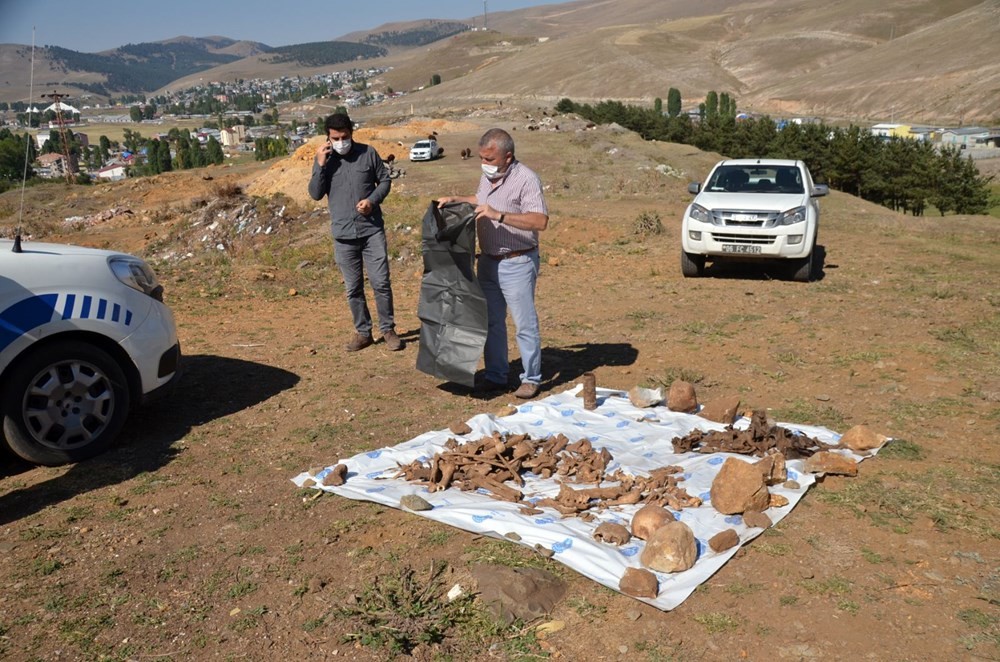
[{"xmin": 0, "ymin": 0, "xmax": 560, "ymax": 52}]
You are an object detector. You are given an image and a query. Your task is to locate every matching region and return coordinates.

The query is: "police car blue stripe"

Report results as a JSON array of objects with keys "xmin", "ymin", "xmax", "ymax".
[
  {"xmin": 62, "ymin": 294, "xmax": 76, "ymax": 320},
  {"xmin": 0, "ymin": 294, "xmax": 58, "ymax": 353},
  {"xmin": 1, "ymin": 292, "xmax": 135, "ymax": 356}
]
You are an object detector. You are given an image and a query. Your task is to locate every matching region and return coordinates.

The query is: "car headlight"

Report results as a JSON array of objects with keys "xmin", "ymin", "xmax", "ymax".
[
  {"xmin": 688, "ymin": 203, "xmax": 712, "ymax": 224},
  {"xmin": 109, "ymin": 256, "xmax": 165, "ymax": 301},
  {"xmin": 775, "ymin": 206, "xmax": 806, "ymax": 226}
]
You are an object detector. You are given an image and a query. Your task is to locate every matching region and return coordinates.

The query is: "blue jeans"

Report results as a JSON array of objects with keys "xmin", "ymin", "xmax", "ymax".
[
  {"xmin": 333, "ymin": 232, "xmax": 395, "ymax": 335},
  {"xmin": 477, "ymin": 249, "xmax": 541, "ymax": 385}
]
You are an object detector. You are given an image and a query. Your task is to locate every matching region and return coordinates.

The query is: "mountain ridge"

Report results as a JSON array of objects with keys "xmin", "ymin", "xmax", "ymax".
[{"xmin": 1, "ymin": 0, "xmax": 996, "ymax": 125}]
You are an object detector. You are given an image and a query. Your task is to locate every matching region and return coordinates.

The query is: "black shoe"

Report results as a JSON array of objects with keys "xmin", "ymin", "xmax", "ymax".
[{"xmin": 475, "ymin": 378, "xmax": 509, "ymax": 393}]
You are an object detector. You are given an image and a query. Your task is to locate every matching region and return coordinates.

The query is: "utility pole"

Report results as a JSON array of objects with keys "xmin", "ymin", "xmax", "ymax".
[
  {"xmin": 41, "ymin": 91, "xmax": 75, "ymax": 184},
  {"xmin": 483, "ymin": 0, "xmax": 488, "ymax": 30}
]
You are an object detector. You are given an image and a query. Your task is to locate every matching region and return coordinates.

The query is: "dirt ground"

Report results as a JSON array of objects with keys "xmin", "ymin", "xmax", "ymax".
[{"xmin": 1, "ymin": 105, "xmax": 998, "ymax": 661}]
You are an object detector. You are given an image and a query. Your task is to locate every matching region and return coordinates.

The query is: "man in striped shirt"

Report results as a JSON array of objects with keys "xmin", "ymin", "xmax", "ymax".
[{"xmin": 438, "ymin": 128, "xmax": 549, "ymax": 399}]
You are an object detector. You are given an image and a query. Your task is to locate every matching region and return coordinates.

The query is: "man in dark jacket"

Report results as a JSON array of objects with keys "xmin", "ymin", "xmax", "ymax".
[{"xmin": 308, "ymin": 112, "xmax": 402, "ymax": 352}]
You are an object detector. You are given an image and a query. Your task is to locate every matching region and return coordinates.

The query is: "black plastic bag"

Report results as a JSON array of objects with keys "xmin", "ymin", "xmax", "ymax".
[{"xmin": 415, "ymin": 201, "xmax": 487, "ymax": 387}]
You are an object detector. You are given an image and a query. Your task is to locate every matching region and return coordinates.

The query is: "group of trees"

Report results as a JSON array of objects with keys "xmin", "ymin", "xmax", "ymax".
[
  {"xmin": 0, "ymin": 128, "xmax": 36, "ymax": 192},
  {"xmin": 253, "ymin": 136, "xmax": 290, "ymax": 161},
  {"xmin": 127, "ymin": 127, "xmax": 225, "ymax": 176},
  {"xmin": 267, "ymin": 41, "xmax": 386, "ymax": 67},
  {"xmin": 0, "ymin": 123, "xmax": 229, "ymax": 189},
  {"xmin": 363, "ymin": 21, "xmax": 468, "ymax": 48},
  {"xmin": 46, "ymin": 44, "xmax": 241, "ymax": 95},
  {"xmin": 556, "ymin": 95, "xmax": 994, "ymax": 216}
]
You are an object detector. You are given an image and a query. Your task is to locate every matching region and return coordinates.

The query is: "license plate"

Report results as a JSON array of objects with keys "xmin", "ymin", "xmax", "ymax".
[
  {"xmin": 730, "ymin": 213, "xmax": 759, "ymax": 222},
  {"xmin": 722, "ymin": 244, "xmax": 762, "ymax": 254}
]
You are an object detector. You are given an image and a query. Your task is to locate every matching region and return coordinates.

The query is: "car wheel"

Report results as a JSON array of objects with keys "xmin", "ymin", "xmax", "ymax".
[
  {"xmin": 790, "ymin": 252, "xmax": 815, "ymax": 282},
  {"xmin": 681, "ymin": 251, "xmax": 705, "ymax": 277},
  {"xmin": 1, "ymin": 341, "xmax": 131, "ymax": 465}
]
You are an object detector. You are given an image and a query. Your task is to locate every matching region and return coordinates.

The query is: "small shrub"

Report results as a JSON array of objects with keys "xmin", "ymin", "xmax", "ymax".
[
  {"xmin": 337, "ymin": 561, "xmax": 474, "ymax": 654},
  {"xmin": 214, "ymin": 182, "xmax": 243, "ymax": 199},
  {"xmin": 632, "ymin": 210, "xmax": 664, "ymax": 238}
]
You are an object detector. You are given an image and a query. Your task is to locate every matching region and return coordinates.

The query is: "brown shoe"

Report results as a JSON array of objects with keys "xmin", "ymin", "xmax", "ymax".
[
  {"xmin": 382, "ymin": 329, "xmax": 404, "ymax": 351},
  {"xmin": 513, "ymin": 382, "xmax": 540, "ymax": 399},
  {"xmin": 345, "ymin": 332, "xmax": 374, "ymax": 352}
]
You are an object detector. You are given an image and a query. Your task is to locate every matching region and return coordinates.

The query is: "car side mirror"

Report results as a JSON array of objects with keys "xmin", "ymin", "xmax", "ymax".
[
  {"xmin": 688, "ymin": 182, "xmax": 701, "ymax": 194},
  {"xmin": 811, "ymin": 184, "xmax": 829, "ymax": 197}
]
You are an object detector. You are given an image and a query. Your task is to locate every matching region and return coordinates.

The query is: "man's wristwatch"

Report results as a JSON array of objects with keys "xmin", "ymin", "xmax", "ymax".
[{"xmin": 498, "ymin": 213, "xmax": 505, "ymax": 224}]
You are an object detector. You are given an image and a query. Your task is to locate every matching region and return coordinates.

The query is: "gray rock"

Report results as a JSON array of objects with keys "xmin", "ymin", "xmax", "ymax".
[
  {"xmin": 472, "ymin": 564, "xmax": 567, "ymax": 624},
  {"xmin": 399, "ymin": 494, "xmax": 433, "ymax": 511}
]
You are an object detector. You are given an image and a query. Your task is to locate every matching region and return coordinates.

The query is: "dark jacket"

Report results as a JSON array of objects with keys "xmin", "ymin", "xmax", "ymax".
[{"xmin": 308, "ymin": 141, "xmax": 391, "ymax": 240}]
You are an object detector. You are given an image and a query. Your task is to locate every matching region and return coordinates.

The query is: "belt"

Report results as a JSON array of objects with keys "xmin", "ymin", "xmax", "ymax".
[{"xmin": 486, "ymin": 247, "xmax": 537, "ymax": 261}]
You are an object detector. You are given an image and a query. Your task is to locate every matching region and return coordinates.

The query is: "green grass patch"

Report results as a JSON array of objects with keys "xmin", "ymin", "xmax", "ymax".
[
  {"xmin": 647, "ymin": 367, "xmax": 705, "ymax": 389},
  {"xmin": 753, "ymin": 541, "xmax": 793, "ymax": 557},
  {"xmin": 232, "ymin": 606, "xmax": 268, "ymax": 632},
  {"xmin": 861, "ymin": 548, "xmax": 889, "ymax": 564},
  {"xmin": 837, "ymin": 599, "xmax": 860, "ymax": 615},
  {"xmin": 813, "ymin": 470, "xmax": 999, "ymax": 537},
  {"xmin": 770, "ymin": 398, "xmax": 847, "ymax": 430},
  {"xmin": 800, "ymin": 576, "xmax": 853, "ymax": 597},
  {"xmin": 424, "ymin": 528, "xmax": 455, "ymax": 546},
  {"xmin": 725, "ymin": 581, "xmax": 764, "ymax": 596},
  {"xmin": 461, "ymin": 538, "xmax": 562, "ymax": 573},
  {"xmin": 693, "ymin": 612, "xmax": 741, "ymax": 634},
  {"xmin": 877, "ymin": 438, "xmax": 925, "ymax": 461},
  {"xmin": 34, "ymin": 559, "xmax": 63, "ymax": 576},
  {"xmin": 957, "ymin": 607, "xmax": 1000, "ymax": 652},
  {"xmin": 566, "ymin": 596, "xmax": 607, "ymax": 617},
  {"xmin": 830, "ymin": 350, "xmax": 886, "ymax": 367}
]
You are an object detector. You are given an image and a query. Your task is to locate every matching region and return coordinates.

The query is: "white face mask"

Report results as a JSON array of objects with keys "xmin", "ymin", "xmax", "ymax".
[
  {"xmin": 330, "ymin": 139, "xmax": 352, "ymax": 155},
  {"xmin": 481, "ymin": 163, "xmax": 501, "ymax": 180}
]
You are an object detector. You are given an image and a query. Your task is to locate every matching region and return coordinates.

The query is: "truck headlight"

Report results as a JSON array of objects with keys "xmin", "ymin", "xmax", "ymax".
[
  {"xmin": 775, "ymin": 206, "xmax": 806, "ymax": 226},
  {"xmin": 689, "ymin": 203, "xmax": 712, "ymax": 224},
  {"xmin": 109, "ymin": 256, "xmax": 165, "ymax": 301}
]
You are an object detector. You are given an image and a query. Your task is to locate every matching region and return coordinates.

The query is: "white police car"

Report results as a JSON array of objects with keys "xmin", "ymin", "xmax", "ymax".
[{"xmin": 0, "ymin": 237, "xmax": 181, "ymax": 465}]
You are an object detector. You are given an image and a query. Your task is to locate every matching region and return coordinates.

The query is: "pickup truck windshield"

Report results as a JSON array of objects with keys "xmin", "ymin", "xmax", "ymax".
[{"xmin": 707, "ymin": 166, "xmax": 804, "ymax": 194}]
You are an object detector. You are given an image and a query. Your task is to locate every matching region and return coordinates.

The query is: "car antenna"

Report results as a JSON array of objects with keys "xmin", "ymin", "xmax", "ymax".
[{"xmin": 12, "ymin": 28, "xmax": 37, "ymax": 254}]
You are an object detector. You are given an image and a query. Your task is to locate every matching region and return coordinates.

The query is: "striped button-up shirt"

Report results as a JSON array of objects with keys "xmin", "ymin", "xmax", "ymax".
[{"xmin": 475, "ymin": 160, "xmax": 547, "ymax": 256}]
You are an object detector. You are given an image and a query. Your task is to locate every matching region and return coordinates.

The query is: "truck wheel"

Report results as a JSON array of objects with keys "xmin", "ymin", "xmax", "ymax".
[
  {"xmin": 790, "ymin": 252, "xmax": 815, "ymax": 282},
  {"xmin": 1, "ymin": 341, "xmax": 131, "ymax": 465},
  {"xmin": 681, "ymin": 251, "xmax": 705, "ymax": 277}
]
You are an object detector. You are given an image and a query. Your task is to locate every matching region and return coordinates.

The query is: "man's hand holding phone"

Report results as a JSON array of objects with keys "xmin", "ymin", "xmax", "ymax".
[{"xmin": 315, "ymin": 138, "xmax": 331, "ymax": 167}]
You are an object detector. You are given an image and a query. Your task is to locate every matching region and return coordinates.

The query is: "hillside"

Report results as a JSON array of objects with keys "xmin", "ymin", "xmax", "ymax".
[
  {"xmin": 1, "ymin": 0, "xmax": 998, "ymax": 124},
  {"xmin": 381, "ymin": 0, "xmax": 999, "ymax": 124}
]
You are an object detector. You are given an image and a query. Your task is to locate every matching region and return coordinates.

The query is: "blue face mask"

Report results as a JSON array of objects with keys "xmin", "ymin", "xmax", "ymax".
[{"xmin": 481, "ymin": 163, "xmax": 501, "ymax": 180}]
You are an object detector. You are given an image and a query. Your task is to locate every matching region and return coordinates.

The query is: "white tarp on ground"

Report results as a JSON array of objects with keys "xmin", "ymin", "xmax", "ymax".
[{"xmin": 292, "ymin": 385, "xmax": 873, "ymax": 611}]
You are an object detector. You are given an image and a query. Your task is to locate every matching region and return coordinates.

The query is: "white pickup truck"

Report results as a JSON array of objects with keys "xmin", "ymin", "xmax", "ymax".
[
  {"xmin": 680, "ymin": 159, "xmax": 828, "ymax": 282},
  {"xmin": 0, "ymin": 237, "xmax": 181, "ymax": 465}
]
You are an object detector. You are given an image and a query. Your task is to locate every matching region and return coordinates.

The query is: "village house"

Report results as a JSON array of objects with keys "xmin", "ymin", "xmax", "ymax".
[
  {"xmin": 220, "ymin": 125, "xmax": 247, "ymax": 147},
  {"xmin": 95, "ymin": 163, "xmax": 127, "ymax": 181},
  {"xmin": 940, "ymin": 127, "xmax": 991, "ymax": 149},
  {"xmin": 36, "ymin": 152, "xmax": 78, "ymax": 178}
]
